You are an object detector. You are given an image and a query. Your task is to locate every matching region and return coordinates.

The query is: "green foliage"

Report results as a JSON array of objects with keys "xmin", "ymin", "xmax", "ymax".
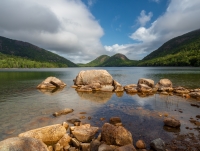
[
  {"xmin": 143, "ymin": 29, "xmax": 200, "ymax": 61},
  {"xmin": 0, "ymin": 53, "xmax": 67, "ymax": 68},
  {"xmin": 138, "ymin": 50, "xmax": 200, "ymax": 66},
  {"xmin": 0, "ymin": 36, "xmax": 77, "ymax": 67},
  {"xmin": 79, "ymin": 53, "xmax": 138, "ymax": 67}
]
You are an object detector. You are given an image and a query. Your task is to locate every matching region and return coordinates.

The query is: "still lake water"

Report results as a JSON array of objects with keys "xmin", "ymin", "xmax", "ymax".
[{"xmin": 0, "ymin": 67, "xmax": 200, "ymax": 146}]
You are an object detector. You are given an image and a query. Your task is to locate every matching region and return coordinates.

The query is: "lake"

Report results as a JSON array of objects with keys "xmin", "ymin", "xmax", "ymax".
[{"xmin": 0, "ymin": 67, "xmax": 200, "ymax": 149}]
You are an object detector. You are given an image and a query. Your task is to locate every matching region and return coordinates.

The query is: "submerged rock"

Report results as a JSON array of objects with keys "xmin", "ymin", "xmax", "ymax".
[
  {"xmin": 53, "ymin": 108, "xmax": 74, "ymax": 117},
  {"xmin": 18, "ymin": 124, "xmax": 66, "ymax": 145},
  {"xmin": 0, "ymin": 137, "xmax": 48, "ymax": 151},
  {"xmin": 101, "ymin": 123, "xmax": 133, "ymax": 146},
  {"xmin": 37, "ymin": 76, "xmax": 66, "ymax": 89},
  {"xmin": 163, "ymin": 117, "xmax": 181, "ymax": 128}
]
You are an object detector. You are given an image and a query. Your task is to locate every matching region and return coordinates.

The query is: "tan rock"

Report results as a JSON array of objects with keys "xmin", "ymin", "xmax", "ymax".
[
  {"xmin": 0, "ymin": 137, "xmax": 48, "ymax": 151},
  {"xmin": 53, "ymin": 108, "xmax": 74, "ymax": 117},
  {"xmin": 164, "ymin": 117, "xmax": 181, "ymax": 128},
  {"xmin": 136, "ymin": 140, "xmax": 146, "ymax": 149},
  {"xmin": 138, "ymin": 78, "xmax": 154, "ymax": 88},
  {"xmin": 100, "ymin": 85, "xmax": 114, "ymax": 92},
  {"xmin": 189, "ymin": 92, "xmax": 200, "ymax": 99},
  {"xmin": 71, "ymin": 124, "xmax": 99, "ymax": 143},
  {"xmin": 18, "ymin": 124, "xmax": 66, "ymax": 145},
  {"xmin": 114, "ymin": 80, "xmax": 124, "ymax": 92},
  {"xmin": 114, "ymin": 144, "xmax": 136, "ymax": 151},
  {"xmin": 137, "ymin": 84, "xmax": 152, "ymax": 93},
  {"xmin": 155, "ymin": 79, "xmax": 173, "ymax": 92},
  {"xmin": 74, "ymin": 70, "xmax": 113, "ymax": 86},
  {"xmin": 101, "ymin": 123, "xmax": 133, "ymax": 146},
  {"xmin": 37, "ymin": 77, "xmax": 66, "ymax": 89},
  {"xmin": 76, "ymin": 85, "xmax": 93, "ymax": 92},
  {"xmin": 57, "ymin": 134, "xmax": 71, "ymax": 147},
  {"xmin": 124, "ymin": 84, "xmax": 137, "ymax": 90},
  {"xmin": 174, "ymin": 86, "xmax": 190, "ymax": 94}
]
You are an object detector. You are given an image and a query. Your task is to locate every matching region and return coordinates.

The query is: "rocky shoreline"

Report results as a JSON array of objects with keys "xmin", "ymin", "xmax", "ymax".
[{"xmin": 0, "ymin": 69, "xmax": 200, "ymax": 151}]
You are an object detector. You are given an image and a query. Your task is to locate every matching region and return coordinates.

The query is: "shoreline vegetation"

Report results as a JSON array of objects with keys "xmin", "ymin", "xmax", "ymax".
[{"xmin": 1, "ymin": 29, "xmax": 200, "ymax": 68}]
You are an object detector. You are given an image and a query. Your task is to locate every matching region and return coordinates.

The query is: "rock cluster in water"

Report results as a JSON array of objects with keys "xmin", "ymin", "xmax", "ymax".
[
  {"xmin": 72, "ymin": 70, "xmax": 200, "ymax": 99},
  {"xmin": 0, "ymin": 116, "xmax": 168, "ymax": 151}
]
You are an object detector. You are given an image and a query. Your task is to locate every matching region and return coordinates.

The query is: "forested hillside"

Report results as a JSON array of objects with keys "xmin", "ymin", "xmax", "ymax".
[{"xmin": 0, "ymin": 36, "xmax": 77, "ymax": 67}]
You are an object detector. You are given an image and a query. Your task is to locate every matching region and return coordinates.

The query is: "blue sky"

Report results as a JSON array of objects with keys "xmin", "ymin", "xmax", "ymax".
[
  {"xmin": 0, "ymin": 0, "xmax": 200, "ymax": 63},
  {"xmin": 83, "ymin": 0, "xmax": 168, "ymax": 45}
]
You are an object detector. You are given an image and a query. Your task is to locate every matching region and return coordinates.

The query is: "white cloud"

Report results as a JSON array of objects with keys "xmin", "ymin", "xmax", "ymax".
[
  {"xmin": 87, "ymin": 0, "xmax": 97, "ymax": 7},
  {"xmin": 105, "ymin": 0, "xmax": 200, "ymax": 60},
  {"xmin": 137, "ymin": 10, "xmax": 153, "ymax": 27},
  {"xmin": 151, "ymin": 0, "xmax": 160, "ymax": 3},
  {"xmin": 0, "ymin": 0, "xmax": 104, "ymax": 63}
]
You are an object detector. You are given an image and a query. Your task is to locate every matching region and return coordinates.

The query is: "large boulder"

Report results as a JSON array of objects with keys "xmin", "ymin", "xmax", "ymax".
[
  {"xmin": 71, "ymin": 124, "xmax": 99, "ymax": 143},
  {"xmin": 74, "ymin": 70, "xmax": 113, "ymax": 86},
  {"xmin": 0, "ymin": 137, "xmax": 48, "ymax": 151},
  {"xmin": 101, "ymin": 123, "xmax": 133, "ymax": 146},
  {"xmin": 37, "ymin": 77, "xmax": 66, "ymax": 89},
  {"xmin": 163, "ymin": 117, "xmax": 181, "ymax": 128},
  {"xmin": 137, "ymin": 84, "xmax": 152, "ymax": 93},
  {"xmin": 155, "ymin": 79, "xmax": 173, "ymax": 92},
  {"xmin": 18, "ymin": 124, "xmax": 66, "ymax": 145}
]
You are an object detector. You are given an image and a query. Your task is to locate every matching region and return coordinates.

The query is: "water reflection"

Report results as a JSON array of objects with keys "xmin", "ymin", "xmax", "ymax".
[
  {"xmin": 37, "ymin": 88, "xmax": 64, "ymax": 95},
  {"xmin": 76, "ymin": 91, "xmax": 114, "ymax": 103}
]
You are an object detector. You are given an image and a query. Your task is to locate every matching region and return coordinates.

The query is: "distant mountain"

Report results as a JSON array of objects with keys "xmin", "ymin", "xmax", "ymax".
[
  {"xmin": 0, "ymin": 36, "xmax": 77, "ymax": 67},
  {"xmin": 140, "ymin": 29, "xmax": 200, "ymax": 66},
  {"xmin": 79, "ymin": 55, "xmax": 110, "ymax": 67},
  {"xmin": 79, "ymin": 53, "xmax": 137, "ymax": 67}
]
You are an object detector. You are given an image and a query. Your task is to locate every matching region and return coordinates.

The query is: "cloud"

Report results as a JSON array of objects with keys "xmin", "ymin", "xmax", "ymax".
[
  {"xmin": 87, "ymin": 0, "xmax": 97, "ymax": 7},
  {"xmin": 0, "ymin": 0, "xmax": 104, "ymax": 63},
  {"xmin": 105, "ymin": 0, "xmax": 200, "ymax": 60},
  {"xmin": 151, "ymin": 0, "xmax": 160, "ymax": 3},
  {"xmin": 137, "ymin": 10, "xmax": 153, "ymax": 27}
]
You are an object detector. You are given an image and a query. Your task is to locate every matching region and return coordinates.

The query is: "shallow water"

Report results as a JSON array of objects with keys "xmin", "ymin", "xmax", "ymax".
[{"xmin": 0, "ymin": 67, "xmax": 200, "ymax": 148}]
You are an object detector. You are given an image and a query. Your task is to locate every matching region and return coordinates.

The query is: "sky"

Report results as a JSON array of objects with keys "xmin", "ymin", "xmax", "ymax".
[{"xmin": 0, "ymin": 0, "xmax": 200, "ymax": 63}]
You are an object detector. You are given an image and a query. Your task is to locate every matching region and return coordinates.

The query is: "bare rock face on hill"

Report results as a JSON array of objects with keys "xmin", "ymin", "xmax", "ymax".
[
  {"xmin": 73, "ymin": 70, "xmax": 123, "ymax": 92},
  {"xmin": 37, "ymin": 77, "xmax": 66, "ymax": 89}
]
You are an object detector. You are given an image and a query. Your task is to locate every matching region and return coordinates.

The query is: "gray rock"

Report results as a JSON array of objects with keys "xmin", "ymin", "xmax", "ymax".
[
  {"xmin": 150, "ymin": 138, "xmax": 166, "ymax": 151},
  {"xmin": 18, "ymin": 124, "xmax": 66, "ymax": 145},
  {"xmin": 0, "ymin": 137, "xmax": 48, "ymax": 151},
  {"xmin": 101, "ymin": 123, "xmax": 133, "ymax": 146},
  {"xmin": 90, "ymin": 139, "xmax": 101, "ymax": 151}
]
